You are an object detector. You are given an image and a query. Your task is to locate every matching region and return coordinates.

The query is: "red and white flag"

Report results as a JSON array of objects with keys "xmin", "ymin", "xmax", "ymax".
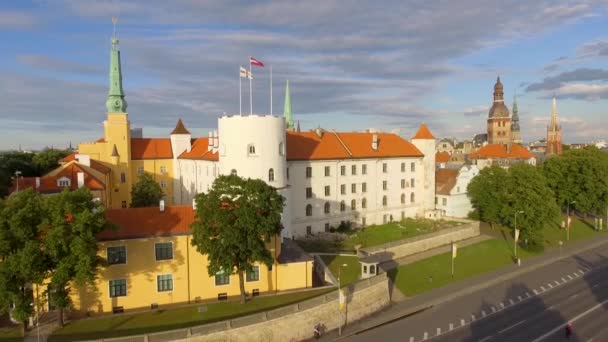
[
  {"xmin": 567, "ymin": 215, "xmax": 572, "ymax": 229},
  {"xmin": 250, "ymin": 56, "xmax": 264, "ymax": 67}
]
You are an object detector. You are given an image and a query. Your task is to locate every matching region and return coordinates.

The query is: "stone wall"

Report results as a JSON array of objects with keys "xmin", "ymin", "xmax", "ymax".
[{"xmin": 361, "ymin": 221, "xmax": 480, "ymax": 263}]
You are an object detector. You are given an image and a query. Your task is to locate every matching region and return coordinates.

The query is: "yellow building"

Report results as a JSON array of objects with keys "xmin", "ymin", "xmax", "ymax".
[{"xmin": 37, "ymin": 205, "xmax": 313, "ymax": 316}]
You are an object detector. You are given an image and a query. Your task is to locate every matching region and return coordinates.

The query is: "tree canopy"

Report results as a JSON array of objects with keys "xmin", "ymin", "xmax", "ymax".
[
  {"xmin": 190, "ymin": 175, "xmax": 285, "ymax": 303},
  {"xmin": 130, "ymin": 173, "xmax": 164, "ymax": 207}
]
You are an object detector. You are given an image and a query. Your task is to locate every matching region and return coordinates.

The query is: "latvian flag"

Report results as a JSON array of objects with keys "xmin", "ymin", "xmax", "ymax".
[{"xmin": 250, "ymin": 56, "xmax": 264, "ymax": 67}]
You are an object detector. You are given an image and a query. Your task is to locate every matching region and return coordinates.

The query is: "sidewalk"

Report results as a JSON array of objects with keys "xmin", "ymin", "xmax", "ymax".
[{"xmin": 320, "ymin": 231, "xmax": 608, "ymax": 341}]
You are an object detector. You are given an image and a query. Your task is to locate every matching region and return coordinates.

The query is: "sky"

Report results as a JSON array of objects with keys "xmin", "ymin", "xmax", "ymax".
[{"xmin": 1, "ymin": 0, "xmax": 608, "ymax": 150}]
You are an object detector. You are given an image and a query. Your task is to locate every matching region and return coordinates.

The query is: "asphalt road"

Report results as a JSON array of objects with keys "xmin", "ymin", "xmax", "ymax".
[{"xmin": 345, "ymin": 242, "xmax": 608, "ymax": 342}]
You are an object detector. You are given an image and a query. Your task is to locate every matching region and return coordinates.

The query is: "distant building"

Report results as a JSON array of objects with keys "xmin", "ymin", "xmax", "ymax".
[
  {"xmin": 436, "ymin": 138, "xmax": 455, "ymax": 153},
  {"xmin": 435, "ymin": 165, "xmax": 479, "ymax": 218},
  {"xmin": 546, "ymin": 97, "xmax": 563, "ymax": 156},
  {"xmin": 472, "ymin": 134, "xmax": 488, "ymax": 148},
  {"xmin": 487, "ymin": 77, "xmax": 512, "ymax": 145},
  {"xmin": 529, "ymin": 139, "xmax": 547, "ymax": 153},
  {"xmin": 468, "ymin": 143, "xmax": 535, "ymax": 169},
  {"xmin": 436, "ymin": 151, "xmax": 451, "ymax": 168}
]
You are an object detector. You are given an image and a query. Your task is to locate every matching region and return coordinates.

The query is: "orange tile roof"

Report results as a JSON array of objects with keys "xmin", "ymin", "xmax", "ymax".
[
  {"xmin": 436, "ymin": 151, "xmax": 451, "ymax": 163},
  {"xmin": 131, "ymin": 138, "xmax": 173, "ymax": 160},
  {"xmin": 435, "ymin": 168, "xmax": 459, "ymax": 195},
  {"xmin": 98, "ymin": 206, "xmax": 195, "ymax": 241},
  {"xmin": 286, "ymin": 131, "xmax": 423, "ymax": 161},
  {"xmin": 62, "ymin": 153, "xmax": 110, "ymax": 174},
  {"xmin": 412, "ymin": 123, "xmax": 436, "ymax": 140},
  {"xmin": 469, "ymin": 143, "xmax": 534, "ymax": 160},
  {"xmin": 10, "ymin": 163, "xmax": 105, "ymax": 194},
  {"xmin": 179, "ymin": 138, "xmax": 219, "ymax": 161}
]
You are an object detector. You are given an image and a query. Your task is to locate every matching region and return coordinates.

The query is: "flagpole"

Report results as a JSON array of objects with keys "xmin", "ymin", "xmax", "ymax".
[
  {"xmin": 270, "ymin": 65, "xmax": 273, "ymax": 115},
  {"xmin": 239, "ymin": 66, "xmax": 242, "ymax": 116},
  {"xmin": 249, "ymin": 59, "xmax": 253, "ymax": 115}
]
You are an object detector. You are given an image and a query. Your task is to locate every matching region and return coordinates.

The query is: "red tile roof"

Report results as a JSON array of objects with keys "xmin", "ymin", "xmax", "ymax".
[
  {"xmin": 286, "ymin": 131, "xmax": 423, "ymax": 161},
  {"xmin": 412, "ymin": 124, "xmax": 436, "ymax": 140},
  {"xmin": 131, "ymin": 138, "xmax": 173, "ymax": 160},
  {"xmin": 179, "ymin": 138, "xmax": 219, "ymax": 161},
  {"xmin": 436, "ymin": 169, "xmax": 459, "ymax": 195},
  {"xmin": 98, "ymin": 205, "xmax": 195, "ymax": 240},
  {"xmin": 469, "ymin": 144, "xmax": 534, "ymax": 160},
  {"xmin": 10, "ymin": 163, "xmax": 105, "ymax": 195},
  {"xmin": 436, "ymin": 151, "xmax": 451, "ymax": 163},
  {"xmin": 61, "ymin": 153, "xmax": 111, "ymax": 174}
]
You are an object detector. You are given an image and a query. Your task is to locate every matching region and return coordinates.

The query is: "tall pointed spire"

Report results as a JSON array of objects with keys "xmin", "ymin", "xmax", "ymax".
[
  {"xmin": 511, "ymin": 94, "xmax": 520, "ymax": 130},
  {"xmin": 283, "ymin": 80, "xmax": 294, "ymax": 130},
  {"xmin": 550, "ymin": 96, "xmax": 558, "ymax": 131},
  {"xmin": 106, "ymin": 17, "xmax": 128, "ymax": 113}
]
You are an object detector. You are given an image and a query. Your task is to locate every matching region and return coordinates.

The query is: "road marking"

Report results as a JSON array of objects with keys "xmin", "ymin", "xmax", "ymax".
[
  {"xmin": 509, "ymin": 299, "xmax": 514, "ymax": 305},
  {"xmin": 461, "ymin": 319, "xmax": 465, "ymax": 326},
  {"xmin": 526, "ymin": 292, "xmax": 531, "ymax": 297},
  {"xmin": 518, "ymin": 295, "xmax": 522, "ymax": 301},
  {"xmin": 574, "ymin": 272, "xmax": 580, "ymax": 278},
  {"xmin": 498, "ymin": 319, "xmax": 526, "ymax": 334},
  {"xmin": 532, "ymin": 298, "xmax": 608, "ymax": 342},
  {"xmin": 572, "ymin": 294, "xmax": 579, "ymax": 299},
  {"xmin": 409, "ymin": 338, "xmax": 414, "ymax": 342},
  {"xmin": 540, "ymin": 286, "xmax": 546, "ymax": 291},
  {"xmin": 423, "ymin": 331, "xmax": 428, "ymax": 340},
  {"xmin": 579, "ymin": 268, "xmax": 585, "ymax": 273},
  {"xmin": 492, "ymin": 307, "xmax": 496, "ymax": 313},
  {"xmin": 482, "ymin": 310, "xmax": 486, "ymax": 317},
  {"xmin": 479, "ymin": 337, "xmax": 492, "ymax": 342},
  {"xmin": 449, "ymin": 323, "xmax": 453, "ymax": 330},
  {"xmin": 548, "ymin": 283, "xmax": 553, "ymax": 289},
  {"xmin": 593, "ymin": 283, "xmax": 599, "ymax": 288},
  {"xmin": 568, "ymin": 275, "xmax": 573, "ymax": 280},
  {"xmin": 471, "ymin": 314, "xmax": 476, "ymax": 321},
  {"xmin": 499, "ymin": 302, "xmax": 505, "ymax": 309},
  {"xmin": 554, "ymin": 280, "xmax": 560, "ymax": 286},
  {"xmin": 437, "ymin": 327, "xmax": 441, "ymax": 335},
  {"xmin": 562, "ymin": 277, "xmax": 567, "ymax": 282}
]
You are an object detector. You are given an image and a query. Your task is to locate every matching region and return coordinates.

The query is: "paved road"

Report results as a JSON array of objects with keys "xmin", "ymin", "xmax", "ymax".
[{"xmin": 344, "ymin": 242, "xmax": 608, "ymax": 342}]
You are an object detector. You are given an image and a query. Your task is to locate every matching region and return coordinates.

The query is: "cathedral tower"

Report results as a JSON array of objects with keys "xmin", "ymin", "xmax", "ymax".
[
  {"xmin": 511, "ymin": 94, "xmax": 522, "ymax": 144},
  {"xmin": 546, "ymin": 97, "xmax": 562, "ymax": 155},
  {"xmin": 487, "ymin": 77, "xmax": 512, "ymax": 145}
]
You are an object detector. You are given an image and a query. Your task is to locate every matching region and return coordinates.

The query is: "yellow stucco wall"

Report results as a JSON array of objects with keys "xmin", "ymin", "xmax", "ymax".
[{"xmin": 130, "ymin": 159, "xmax": 174, "ymax": 206}]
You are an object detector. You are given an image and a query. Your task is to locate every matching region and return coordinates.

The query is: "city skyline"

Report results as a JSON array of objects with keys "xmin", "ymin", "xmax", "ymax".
[{"xmin": 1, "ymin": 0, "xmax": 608, "ymax": 149}]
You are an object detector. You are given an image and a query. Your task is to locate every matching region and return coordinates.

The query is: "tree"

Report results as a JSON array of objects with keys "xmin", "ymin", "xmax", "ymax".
[
  {"xmin": 0, "ymin": 152, "xmax": 36, "ymax": 198},
  {"xmin": 0, "ymin": 190, "xmax": 49, "ymax": 335},
  {"xmin": 42, "ymin": 188, "xmax": 108, "ymax": 326},
  {"xmin": 32, "ymin": 148, "xmax": 70, "ymax": 175},
  {"xmin": 130, "ymin": 173, "xmax": 164, "ymax": 207},
  {"xmin": 191, "ymin": 175, "xmax": 285, "ymax": 303},
  {"xmin": 467, "ymin": 165, "xmax": 508, "ymax": 227}
]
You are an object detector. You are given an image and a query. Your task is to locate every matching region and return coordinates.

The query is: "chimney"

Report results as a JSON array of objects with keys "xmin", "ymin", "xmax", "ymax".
[
  {"xmin": 208, "ymin": 131, "xmax": 213, "ymax": 152},
  {"xmin": 192, "ymin": 198, "xmax": 197, "ymax": 210},
  {"xmin": 77, "ymin": 172, "xmax": 85, "ymax": 188},
  {"xmin": 159, "ymin": 199, "xmax": 165, "ymax": 212},
  {"xmin": 35, "ymin": 177, "xmax": 40, "ymax": 189},
  {"xmin": 212, "ymin": 130, "xmax": 219, "ymax": 153},
  {"xmin": 372, "ymin": 134, "xmax": 379, "ymax": 151}
]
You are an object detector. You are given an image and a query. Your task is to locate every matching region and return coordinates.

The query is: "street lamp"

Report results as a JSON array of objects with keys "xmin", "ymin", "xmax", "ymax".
[
  {"xmin": 338, "ymin": 263, "xmax": 348, "ymax": 336},
  {"xmin": 514, "ymin": 210, "xmax": 524, "ymax": 258},
  {"xmin": 567, "ymin": 201, "xmax": 576, "ymax": 241}
]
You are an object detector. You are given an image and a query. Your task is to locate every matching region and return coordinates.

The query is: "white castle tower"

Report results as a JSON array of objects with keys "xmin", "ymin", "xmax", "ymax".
[{"xmin": 411, "ymin": 123, "xmax": 436, "ymax": 216}]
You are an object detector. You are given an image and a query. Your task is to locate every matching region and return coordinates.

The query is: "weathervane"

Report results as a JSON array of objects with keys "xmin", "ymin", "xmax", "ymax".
[{"xmin": 112, "ymin": 17, "xmax": 118, "ymax": 37}]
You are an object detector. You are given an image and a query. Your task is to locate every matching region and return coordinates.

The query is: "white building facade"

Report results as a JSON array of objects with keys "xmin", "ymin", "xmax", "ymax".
[{"xmin": 435, "ymin": 165, "xmax": 479, "ymax": 218}]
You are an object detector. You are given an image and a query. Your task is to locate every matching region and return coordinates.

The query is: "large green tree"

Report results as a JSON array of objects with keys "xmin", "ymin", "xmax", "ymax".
[
  {"xmin": 42, "ymin": 188, "xmax": 108, "ymax": 326},
  {"xmin": 0, "ymin": 152, "xmax": 36, "ymax": 198},
  {"xmin": 130, "ymin": 173, "xmax": 164, "ymax": 207},
  {"xmin": 467, "ymin": 165, "xmax": 509, "ymax": 227},
  {"xmin": 0, "ymin": 190, "xmax": 49, "ymax": 335},
  {"xmin": 191, "ymin": 175, "xmax": 285, "ymax": 303},
  {"xmin": 32, "ymin": 148, "xmax": 70, "ymax": 175}
]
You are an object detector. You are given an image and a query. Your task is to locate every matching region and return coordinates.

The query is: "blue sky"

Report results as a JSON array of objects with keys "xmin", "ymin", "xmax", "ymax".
[{"xmin": 1, "ymin": 0, "xmax": 608, "ymax": 150}]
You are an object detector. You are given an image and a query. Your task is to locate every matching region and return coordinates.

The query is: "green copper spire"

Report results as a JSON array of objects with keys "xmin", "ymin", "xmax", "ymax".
[
  {"xmin": 511, "ymin": 94, "xmax": 520, "ymax": 131},
  {"xmin": 283, "ymin": 80, "xmax": 294, "ymax": 130},
  {"xmin": 106, "ymin": 17, "xmax": 127, "ymax": 113}
]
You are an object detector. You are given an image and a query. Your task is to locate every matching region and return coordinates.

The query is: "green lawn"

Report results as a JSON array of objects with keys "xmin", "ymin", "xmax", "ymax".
[
  {"xmin": 542, "ymin": 215, "xmax": 605, "ymax": 247},
  {"xmin": 0, "ymin": 326, "xmax": 21, "ymax": 342},
  {"xmin": 49, "ymin": 288, "xmax": 332, "ymax": 342},
  {"xmin": 320, "ymin": 255, "xmax": 361, "ymax": 286}
]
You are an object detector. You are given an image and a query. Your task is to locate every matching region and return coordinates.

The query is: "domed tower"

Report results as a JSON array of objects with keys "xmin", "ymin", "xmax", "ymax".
[{"xmin": 487, "ymin": 77, "xmax": 512, "ymax": 145}]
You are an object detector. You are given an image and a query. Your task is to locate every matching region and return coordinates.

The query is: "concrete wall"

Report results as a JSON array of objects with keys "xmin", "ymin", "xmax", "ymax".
[{"xmin": 362, "ymin": 221, "xmax": 480, "ymax": 263}]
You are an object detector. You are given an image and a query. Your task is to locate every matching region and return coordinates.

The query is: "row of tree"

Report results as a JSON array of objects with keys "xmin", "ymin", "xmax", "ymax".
[{"xmin": 0, "ymin": 188, "xmax": 107, "ymax": 334}]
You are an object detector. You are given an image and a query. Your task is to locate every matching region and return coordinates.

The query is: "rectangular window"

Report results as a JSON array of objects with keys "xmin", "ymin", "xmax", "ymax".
[
  {"xmin": 401, "ymin": 162, "xmax": 405, "ymax": 172},
  {"xmin": 155, "ymin": 242, "xmax": 173, "ymax": 261},
  {"xmin": 340, "ymin": 184, "xmax": 346, "ymax": 195},
  {"xmin": 401, "ymin": 179, "xmax": 406, "ymax": 189},
  {"xmin": 411, "ymin": 178, "xmax": 415, "ymax": 188},
  {"xmin": 340, "ymin": 165, "xmax": 346, "ymax": 176},
  {"xmin": 120, "ymin": 172, "xmax": 126, "ymax": 183},
  {"xmin": 324, "ymin": 186, "xmax": 330, "ymax": 196},
  {"xmin": 137, "ymin": 166, "xmax": 144, "ymax": 176},
  {"xmin": 306, "ymin": 226, "xmax": 312, "ymax": 235},
  {"xmin": 306, "ymin": 187, "xmax": 313, "ymax": 199},
  {"xmin": 383, "ymin": 180, "xmax": 387, "ymax": 190},
  {"xmin": 443, "ymin": 198, "xmax": 447, "ymax": 206},
  {"xmin": 351, "ymin": 183, "xmax": 356, "ymax": 194},
  {"xmin": 362, "ymin": 182, "xmax": 367, "ymax": 193},
  {"xmin": 411, "ymin": 162, "xmax": 415, "ymax": 172},
  {"xmin": 362, "ymin": 164, "xmax": 367, "ymax": 175},
  {"xmin": 246, "ymin": 266, "xmax": 260, "ymax": 282},
  {"xmin": 121, "ymin": 201, "xmax": 127, "ymax": 208},
  {"xmin": 325, "ymin": 223, "xmax": 330, "ymax": 232},
  {"xmin": 160, "ymin": 180, "xmax": 166, "ymax": 188},
  {"xmin": 287, "ymin": 167, "xmax": 289, "ymax": 180},
  {"xmin": 107, "ymin": 246, "xmax": 126, "ymax": 265},
  {"xmin": 215, "ymin": 271, "xmax": 230, "ymax": 286},
  {"xmin": 160, "ymin": 166, "xmax": 167, "ymax": 174},
  {"xmin": 325, "ymin": 166, "xmax": 330, "ymax": 177},
  {"xmin": 351, "ymin": 165, "xmax": 357, "ymax": 175},
  {"xmin": 157, "ymin": 274, "xmax": 173, "ymax": 292},
  {"xmin": 306, "ymin": 167, "xmax": 312, "ymax": 178},
  {"xmin": 382, "ymin": 163, "xmax": 388, "ymax": 173},
  {"xmin": 109, "ymin": 279, "xmax": 127, "ymax": 298}
]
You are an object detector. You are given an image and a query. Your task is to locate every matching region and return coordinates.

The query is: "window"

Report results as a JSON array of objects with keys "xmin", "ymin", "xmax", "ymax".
[
  {"xmin": 351, "ymin": 183, "xmax": 356, "ymax": 194},
  {"xmin": 324, "ymin": 202, "xmax": 331, "ymax": 214},
  {"xmin": 442, "ymin": 198, "xmax": 447, "ymax": 206},
  {"xmin": 137, "ymin": 166, "xmax": 144, "ymax": 176},
  {"xmin": 325, "ymin": 223, "xmax": 330, "ymax": 232},
  {"xmin": 155, "ymin": 242, "xmax": 173, "ymax": 261},
  {"xmin": 382, "ymin": 196, "xmax": 387, "ymax": 207},
  {"xmin": 340, "ymin": 165, "xmax": 346, "ymax": 176},
  {"xmin": 351, "ymin": 199, "xmax": 356, "ymax": 210},
  {"xmin": 306, "ymin": 167, "xmax": 312, "ymax": 178},
  {"xmin": 351, "ymin": 165, "xmax": 357, "ymax": 175},
  {"xmin": 246, "ymin": 266, "xmax": 260, "ymax": 282},
  {"xmin": 363, "ymin": 265, "xmax": 368, "ymax": 273},
  {"xmin": 306, "ymin": 187, "xmax": 313, "ymax": 199},
  {"xmin": 362, "ymin": 164, "xmax": 367, "ymax": 175},
  {"xmin": 107, "ymin": 246, "xmax": 126, "ymax": 265},
  {"xmin": 248, "ymin": 144, "xmax": 256, "ymax": 155},
  {"xmin": 340, "ymin": 201, "xmax": 346, "ymax": 212},
  {"xmin": 268, "ymin": 168, "xmax": 274, "ymax": 182},
  {"xmin": 306, "ymin": 226, "xmax": 312, "ymax": 235},
  {"xmin": 279, "ymin": 142, "xmax": 285, "ymax": 156},
  {"xmin": 157, "ymin": 274, "xmax": 173, "ymax": 292},
  {"xmin": 362, "ymin": 182, "xmax": 367, "ymax": 193},
  {"xmin": 325, "ymin": 186, "xmax": 330, "ymax": 196},
  {"xmin": 58, "ymin": 178, "xmax": 70, "ymax": 187},
  {"xmin": 160, "ymin": 166, "xmax": 167, "ymax": 174},
  {"xmin": 401, "ymin": 179, "xmax": 406, "ymax": 189},
  {"xmin": 109, "ymin": 279, "xmax": 127, "ymax": 297},
  {"xmin": 401, "ymin": 193, "xmax": 406, "ymax": 204},
  {"xmin": 325, "ymin": 166, "xmax": 330, "ymax": 177},
  {"xmin": 411, "ymin": 162, "xmax": 415, "ymax": 172},
  {"xmin": 383, "ymin": 181, "xmax": 387, "ymax": 190},
  {"xmin": 362, "ymin": 198, "xmax": 367, "ymax": 209},
  {"xmin": 340, "ymin": 184, "xmax": 346, "ymax": 195},
  {"xmin": 401, "ymin": 162, "xmax": 406, "ymax": 172},
  {"xmin": 160, "ymin": 180, "xmax": 166, "ymax": 188},
  {"xmin": 231, "ymin": 169, "xmax": 237, "ymax": 176},
  {"xmin": 435, "ymin": 197, "xmax": 438, "ymax": 205},
  {"xmin": 382, "ymin": 163, "xmax": 388, "ymax": 173},
  {"xmin": 411, "ymin": 193, "xmax": 415, "ymax": 203},
  {"xmin": 411, "ymin": 178, "xmax": 415, "ymax": 188},
  {"xmin": 306, "ymin": 204, "xmax": 313, "ymax": 216},
  {"xmin": 121, "ymin": 201, "xmax": 127, "ymax": 208},
  {"xmin": 215, "ymin": 271, "xmax": 230, "ymax": 286},
  {"xmin": 120, "ymin": 172, "xmax": 126, "ymax": 183}
]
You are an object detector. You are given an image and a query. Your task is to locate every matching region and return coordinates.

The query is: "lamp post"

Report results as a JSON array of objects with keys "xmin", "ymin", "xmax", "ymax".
[
  {"xmin": 514, "ymin": 210, "xmax": 524, "ymax": 258},
  {"xmin": 567, "ymin": 201, "xmax": 576, "ymax": 241},
  {"xmin": 338, "ymin": 263, "xmax": 347, "ymax": 336}
]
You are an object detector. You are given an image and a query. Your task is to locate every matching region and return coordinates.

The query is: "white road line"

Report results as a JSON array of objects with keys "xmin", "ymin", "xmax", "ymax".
[
  {"xmin": 554, "ymin": 280, "xmax": 560, "ymax": 286},
  {"xmin": 532, "ymin": 298, "xmax": 608, "ymax": 342},
  {"xmin": 548, "ymin": 283, "xmax": 554, "ymax": 289},
  {"xmin": 579, "ymin": 268, "xmax": 585, "ymax": 273},
  {"xmin": 562, "ymin": 277, "xmax": 567, "ymax": 282},
  {"xmin": 574, "ymin": 272, "xmax": 580, "ymax": 277},
  {"xmin": 593, "ymin": 283, "xmax": 599, "ymax": 288},
  {"xmin": 492, "ymin": 307, "xmax": 496, "ymax": 313},
  {"xmin": 423, "ymin": 331, "xmax": 428, "ymax": 340},
  {"xmin": 461, "ymin": 319, "xmax": 465, "ymax": 326},
  {"xmin": 409, "ymin": 337, "xmax": 414, "ymax": 342},
  {"xmin": 518, "ymin": 295, "xmax": 522, "ymax": 301},
  {"xmin": 572, "ymin": 294, "xmax": 579, "ymax": 299},
  {"xmin": 498, "ymin": 319, "xmax": 526, "ymax": 334},
  {"xmin": 568, "ymin": 275, "xmax": 573, "ymax": 280},
  {"xmin": 540, "ymin": 286, "xmax": 546, "ymax": 291},
  {"xmin": 471, "ymin": 314, "xmax": 476, "ymax": 321},
  {"xmin": 449, "ymin": 323, "xmax": 453, "ymax": 330},
  {"xmin": 479, "ymin": 336, "xmax": 492, "ymax": 342},
  {"xmin": 526, "ymin": 292, "xmax": 531, "ymax": 297},
  {"xmin": 499, "ymin": 302, "xmax": 505, "ymax": 309},
  {"xmin": 437, "ymin": 327, "xmax": 441, "ymax": 335},
  {"xmin": 482, "ymin": 310, "xmax": 487, "ymax": 317},
  {"xmin": 509, "ymin": 299, "xmax": 515, "ymax": 305}
]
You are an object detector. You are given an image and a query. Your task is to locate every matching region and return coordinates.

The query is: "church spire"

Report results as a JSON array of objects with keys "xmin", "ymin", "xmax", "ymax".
[
  {"xmin": 283, "ymin": 80, "xmax": 294, "ymax": 130},
  {"xmin": 106, "ymin": 17, "xmax": 127, "ymax": 113},
  {"xmin": 550, "ymin": 96, "xmax": 559, "ymax": 132},
  {"xmin": 511, "ymin": 94, "xmax": 520, "ymax": 130}
]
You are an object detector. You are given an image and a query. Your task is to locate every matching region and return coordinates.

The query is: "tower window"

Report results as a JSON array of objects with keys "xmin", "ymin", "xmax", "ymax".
[
  {"xmin": 362, "ymin": 198, "xmax": 367, "ymax": 209},
  {"xmin": 306, "ymin": 187, "xmax": 312, "ymax": 199},
  {"xmin": 340, "ymin": 201, "xmax": 346, "ymax": 212},
  {"xmin": 248, "ymin": 144, "xmax": 256, "ymax": 155},
  {"xmin": 120, "ymin": 172, "xmax": 126, "ymax": 183},
  {"xmin": 306, "ymin": 204, "xmax": 312, "ymax": 217},
  {"xmin": 411, "ymin": 193, "xmax": 415, "ymax": 203},
  {"xmin": 351, "ymin": 165, "xmax": 357, "ymax": 175},
  {"xmin": 325, "ymin": 166, "xmax": 330, "ymax": 177},
  {"xmin": 279, "ymin": 142, "xmax": 285, "ymax": 156},
  {"xmin": 362, "ymin": 164, "xmax": 367, "ymax": 175},
  {"xmin": 268, "ymin": 168, "xmax": 274, "ymax": 182},
  {"xmin": 382, "ymin": 196, "xmax": 387, "ymax": 207},
  {"xmin": 411, "ymin": 162, "xmax": 415, "ymax": 172},
  {"xmin": 401, "ymin": 162, "xmax": 405, "ymax": 172},
  {"xmin": 306, "ymin": 167, "xmax": 312, "ymax": 178},
  {"xmin": 351, "ymin": 199, "xmax": 356, "ymax": 211},
  {"xmin": 382, "ymin": 163, "xmax": 387, "ymax": 173},
  {"xmin": 401, "ymin": 193, "xmax": 406, "ymax": 204}
]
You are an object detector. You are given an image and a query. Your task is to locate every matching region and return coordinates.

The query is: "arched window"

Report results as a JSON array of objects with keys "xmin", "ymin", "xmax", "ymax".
[
  {"xmin": 382, "ymin": 196, "xmax": 387, "ymax": 207},
  {"xmin": 362, "ymin": 198, "xmax": 367, "ymax": 209},
  {"xmin": 279, "ymin": 142, "xmax": 285, "ymax": 156},
  {"xmin": 340, "ymin": 201, "xmax": 346, "ymax": 212},
  {"xmin": 401, "ymin": 193, "xmax": 406, "ymax": 204},
  {"xmin": 230, "ymin": 169, "xmax": 237, "ymax": 176},
  {"xmin": 268, "ymin": 168, "xmax": 274, "ymax": 182},
  {"xmin": 324, "ymin": 202, "xmax": 330, "ymax": 214},
  {"xmin": 410, "ymin": 192, "xmax": 415, "ymax": 203},
  {"xmin": 306, "ymin": 204, "xmax": 312, "ymax": 216},
  {"xmin": 351, "ymin": 199, "xmax": 356, "ymax": 211}
]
